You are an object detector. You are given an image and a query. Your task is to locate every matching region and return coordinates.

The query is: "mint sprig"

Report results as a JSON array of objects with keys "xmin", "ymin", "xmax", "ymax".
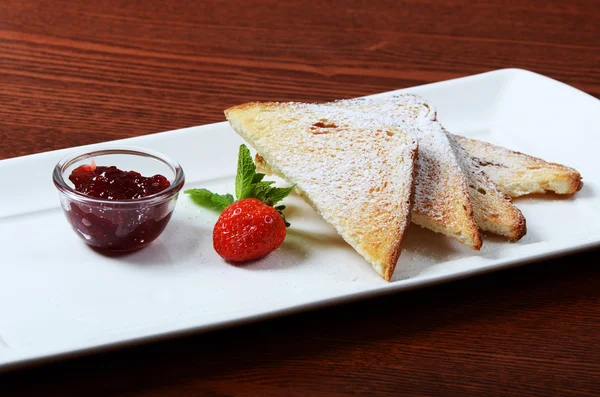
[
  {"xmin": 184, "ymin": 144, "xmax": 295, "ymax": 226},
  {"xmin": 265, "ymin": 186, "xmax": 295, "ymax": 206},
  {"xmin": 185, "ymin": 188, "xmax": 234, "ymax": 211},
  {"xmin": 235, "ymin": 145, "xmax": 257, "ymax": 200}
]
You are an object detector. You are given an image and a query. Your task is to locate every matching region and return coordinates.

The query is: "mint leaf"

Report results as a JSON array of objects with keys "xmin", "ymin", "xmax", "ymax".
[
  {"xmin": 264, "ymin": 185, "xmax": 296, "ymax": 205},
  {"xmin": 210, "ymin": 192, "xmax": 235, "ymax": 209},
  {"xmin": 252, "ymin": 173, "xmax": 265, "ymax": 183},
  {"xmin": 185, "ymin": 189, "xmax": 234, "ymax": 212},
  {"xmin": 252, "ymin": 181, "xmax": 276, "ymax": 201},
  {"xmin": 235, "ymin": 145, "xmax": 257, "ymax": 200},
  {"xmin": 185, "ymin": 188, "xmax": 214, "ymax": 207}
]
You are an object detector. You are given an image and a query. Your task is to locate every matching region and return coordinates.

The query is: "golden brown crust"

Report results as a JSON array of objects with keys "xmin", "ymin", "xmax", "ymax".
[
  {"xmin": 452, "ymin": 134, "xmax": 583, "ymax": 197},
  {"xmin": 228, "ymin": 101, "xmax": 417, "ymax": 281},
  {"xmin": 570, "ymin": 174, "xmax": 585, "ymax": 194},
  {"xmin": 465, "ymin": 173, "xmax": 527, "ymax": 242},
  {"xmin": 507, "ymin": 204, "xmax": 527, "ymax": 241},
  {"xmin": 381, "ymin": 147, "xmax": 418, "ymax": 281}
]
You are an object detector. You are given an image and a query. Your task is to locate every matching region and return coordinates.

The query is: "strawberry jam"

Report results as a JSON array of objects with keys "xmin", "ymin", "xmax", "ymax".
[
  {"xmin": 69, "ymin": 164, "xmax": 170, "ymax": 200},
  {"xmin": 63, "ymin": 164, "xmax": 175, "ymax": 252}
]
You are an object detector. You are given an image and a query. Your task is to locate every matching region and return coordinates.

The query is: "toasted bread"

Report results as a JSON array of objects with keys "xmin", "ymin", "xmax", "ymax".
[
  {"xmin": 448, "ymin": 136, "xmax": 526, "ymax": 241},
  {"xmin": 225, "ymin": 102, "xmax": 417, "ymax": 281},
  {"xmin": 327, "ymin": 95, "xmax": 482, "ymax": 250},
  {"xmin": 329, "ymin": 94, "xmax": 526, "ymax": 242},
  {"xmin": 452, "ymin": 135, "xmax": 583, "ymax": 197}
]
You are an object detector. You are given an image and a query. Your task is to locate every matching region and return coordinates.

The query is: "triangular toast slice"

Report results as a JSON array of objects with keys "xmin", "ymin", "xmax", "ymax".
[
  {"xmin": 225, "ymin": 102, "xmax": 418, "ymax": 281},
  {"xmin": 329, "ymin": 94, "xmax": 526, "ymax": 242},
  {"xmin": 327, "ymin": 95, "xmax": 483, "ymax": 250},
  {"xmin": 452, "ymin": 135, "xmax": 583, "ymax": 197},
  {"xmin": 448, "ymin": 135, "xmax": 526, "ymax": 241}
]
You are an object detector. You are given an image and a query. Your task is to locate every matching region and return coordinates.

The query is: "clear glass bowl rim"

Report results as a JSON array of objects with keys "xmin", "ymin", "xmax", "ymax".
[{"xmin": 52, "ymin": 146, "xmax": 185, "ymax": 206}]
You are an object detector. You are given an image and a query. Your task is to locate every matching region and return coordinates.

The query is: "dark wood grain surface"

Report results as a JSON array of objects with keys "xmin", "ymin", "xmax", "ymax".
[{"xmin": 1, "ymin": 0, "xmax": 599, "ymax": 395}]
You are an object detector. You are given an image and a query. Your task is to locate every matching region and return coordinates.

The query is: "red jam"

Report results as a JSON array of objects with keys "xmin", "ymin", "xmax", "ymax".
[
  {"xmin": 69, "ymin": 164, "xmax": 170, "ymax": 200},
  {"xmin": 63, "ymin": 164, "xmax": 175, "ymax": 252}
]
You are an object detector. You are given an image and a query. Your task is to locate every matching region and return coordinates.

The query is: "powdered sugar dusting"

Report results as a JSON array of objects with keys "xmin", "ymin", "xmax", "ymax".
[
  {"xmin": 329, "ymin": 94, "xmax": 479, "ymax": 247},
  {"xmin": 329, "ymin": 94, "xmax": 523, "ymax": 241},
  {"xmin": 226, "ymin": 102, "xmax": 417, "ymax": 278}
]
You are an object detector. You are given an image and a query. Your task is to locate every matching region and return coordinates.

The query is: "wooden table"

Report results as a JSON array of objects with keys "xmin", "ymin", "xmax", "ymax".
[{"xmin": 2, "ymin": 0, "xmax": 599, "ymax": 395}]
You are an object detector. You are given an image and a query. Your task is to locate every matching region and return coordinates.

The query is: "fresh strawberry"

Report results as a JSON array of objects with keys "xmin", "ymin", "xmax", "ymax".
[
  {"xmin": 213, "ymin": 198, "xmax": 286, "ymax": 262},
  {"xmin": 185, "ymin": 144, "xmax": 294, "ymax": 263}
]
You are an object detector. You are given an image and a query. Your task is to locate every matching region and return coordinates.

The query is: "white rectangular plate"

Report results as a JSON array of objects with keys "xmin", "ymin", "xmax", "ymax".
[{"xmin": 1, "ymin": 69, "xmax": 599, "ymax": 371}]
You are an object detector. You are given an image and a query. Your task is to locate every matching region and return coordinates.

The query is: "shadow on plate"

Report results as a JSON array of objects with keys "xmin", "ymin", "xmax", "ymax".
[
  {"xmin": 512, "ymin": 183, "xmax": 592, "ymax": 202},
  {"xmin": 234, "ymin": 228, "xmax": 346, "ymax": 272},
  {"xmin": 480, "ymin": 226, "xmax": 542, "ymax": 247},
  {"xmin": 391, "ymin": 221, "xmax": 546, "ymax": 281},
  {"xmin": 391, "ymin": 225, "xmax": 469, "ymax": 281},
  {"xmin": 276, "ymin": 201, "xmax": 305, "ymax": 218},
  {"xmin": 90, "ymin": 218, "xmax": 207, "ymax": 267}
]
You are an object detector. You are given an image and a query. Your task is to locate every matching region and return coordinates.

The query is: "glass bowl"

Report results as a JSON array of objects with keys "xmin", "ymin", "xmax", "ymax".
[{"xmin": 52, "ymin": 146, "xmax": 185, "ymax": 252}]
